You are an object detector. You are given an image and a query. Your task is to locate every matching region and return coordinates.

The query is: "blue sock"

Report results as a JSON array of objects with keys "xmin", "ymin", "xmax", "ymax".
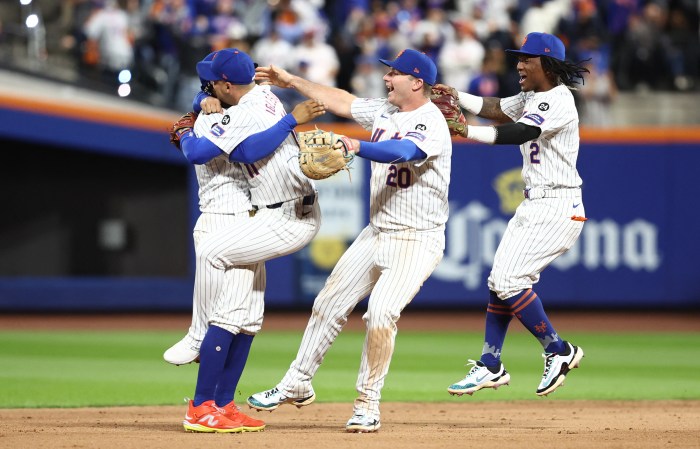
[
  {"xmin": 193, "ymin": 325, "xmax": 234, "ymax": 406},
  {"xmin": 214, "ymin": 333, "xmax": 254, "ymax": 407},
  {"xmin": 508, "ymin": 289, "xmax": 566, "ymax": 353},
  {"xmin": 480, "ymin": 291, "xmax": 514, "ymax": 367}
]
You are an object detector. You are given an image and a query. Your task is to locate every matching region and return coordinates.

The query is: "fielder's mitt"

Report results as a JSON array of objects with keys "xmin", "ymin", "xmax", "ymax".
[
  {"xmin": 297, "ymin": 128, "xmax": 354, "ymax": 180},
  {"xmin": 169, "ymin": 111, "xmax": 198, "ymax": 150},
  {"xmin": 430, "ymin": 83, "xmax": 467, "ymax": 137}
]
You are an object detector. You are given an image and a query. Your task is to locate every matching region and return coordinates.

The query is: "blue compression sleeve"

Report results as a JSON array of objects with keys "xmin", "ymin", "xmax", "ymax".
[
  {"xmin": 229, "ymin": 114, "xmax": 298, "ymax": 164},
  {"xmin": 357, "ymin": 139, "xmax": 427, "ymax": 163},
  {"xmin": 180, "ymin": 132, "xmax": 224, "ymax": 164},
  {"xmin": 192, "ymin": 91, "xmax": 209, "ymax": 114},
  {"xmin": 179, "ymin": 114, "xmax": 299, "ymax": 165}
]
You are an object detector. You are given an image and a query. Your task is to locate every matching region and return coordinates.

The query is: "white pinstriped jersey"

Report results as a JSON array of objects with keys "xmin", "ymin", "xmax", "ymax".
[
  {"xmin": 500, "ymin": 84, "xmax": 582, "ymax": 189},
  {"xmin": 351, "ymin": 98, "xmax": 452, "ymax": 231},
  {"xmin": 187, "ymin": 150, "xmax": 251, "ymax": 214},
  {"xmin": 195, "ymin": 85, "xmax": 315, "ymax": 207}
]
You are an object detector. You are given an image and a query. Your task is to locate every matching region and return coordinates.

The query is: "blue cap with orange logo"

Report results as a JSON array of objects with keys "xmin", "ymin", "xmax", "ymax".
[
  {"xmin": 505, "ymin": 32, "xmax": 565, "ymax": 61},
  {"xmin": 197, "ymin": 48, "xmax": 256, "ymax": 84},
  {"xmin": 379, "ymin": 49, "xmax": 437, "ymax": 85}
]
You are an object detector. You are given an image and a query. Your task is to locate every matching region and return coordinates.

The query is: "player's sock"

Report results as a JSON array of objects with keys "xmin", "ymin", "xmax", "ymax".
[
  {"xmin": 508, "ymin": 289, "xmax": 566, "ymax": 354},
  {"xmin": 214, "ymin": 333, "xmax": 254, "ymax": 406},
  {"xmin": 480, "ymin": 290, "xmax": 514, "ymax": 367},
  {"xmin": 193, "ymin": 325, "xmax": 234, "ymax": 406}
]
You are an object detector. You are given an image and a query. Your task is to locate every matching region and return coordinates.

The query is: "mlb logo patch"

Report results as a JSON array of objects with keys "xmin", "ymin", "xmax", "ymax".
[{"xmin": 210, "ymin": 124, "xmax": 226, "ymax": 137}]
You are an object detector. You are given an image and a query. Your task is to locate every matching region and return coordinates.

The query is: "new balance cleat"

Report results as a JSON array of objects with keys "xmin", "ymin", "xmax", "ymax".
[
  {"xmin": 346, "ymin": 413, "xmax": 381, "ymax": 433},
  {"xmin": 536, "ymin": 341, "xmax": 584, "ymax": 396},
  {"xmin": 246, "ymin": 387, "xmax": 316, "ymax": 412},
  {"xmin": 447, "ymin": 359, "xmax": 511, "ymax": 396},
  {"xmin": 182, "ymin": 399, "xmax": 245, "ymax": 433},
  {"xmin": 219, "ymin": 401, "xmax": 265, "ymax": 432},
  {"xmin": 164, "ymin": 338, "xmax": 200, "ymax": 365}
]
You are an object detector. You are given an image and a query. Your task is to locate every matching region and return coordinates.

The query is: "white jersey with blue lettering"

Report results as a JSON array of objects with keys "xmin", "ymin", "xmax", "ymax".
[
  {"xmin": 350, "ymin": 97, "xmax": 452, "ymax": 231},
  {"xmin": 265, "ymin": 96, "xmax": 451, "ymax": 422},
  {"xmin": 500, "ymin": 84, "xmax": 582, "ymax": 189},
  {"xmin": 489, "ymin": 84, "xmax": 585, "ymax": 300},
  {"xmin": 194, "ymin": 84, "xmax": 315, "ymax": 207}
]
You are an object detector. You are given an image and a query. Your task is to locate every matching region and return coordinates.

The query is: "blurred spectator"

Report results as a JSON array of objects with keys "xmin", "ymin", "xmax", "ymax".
[
  {"xmin": 290, "ymin": 28, "xmax": 339, "ymax": 87},
  {"xmin": 617, "ymin": 2, "xmax": 670, "ymax": 90},
  {"xmin": 411, "ymin": 6, "xmax": 452, "ymax": 61},
  {"xmin": 350, "ymin": 55, "xmax": 386, "ymax": 98},
  {"xmin": 83, "ymin": 0, "xmax": 135, "ymax": 83},
  {"xmin": 438, "ymin": 20, "xmax": 484, "ymax": 91},
  {"xmin": 251, "ymin": 27, "xmax": 295, "ymax": 70},
  {"xmin": 208, "ymin": 0, "xmax": 246, "ymax": 51},
  {"xmin": 271, "ymin": 0, "xmax": 304, "ymax": 44},
  {"xmin": 0, "ymin": 0, "xmax": 697, "ymax": 109},
  {"xmin": 578, "ymin": 51, "xmax": 617, "ymax": 127},
  {"xmin": 461, "ymin": 0, "xmax": 517, "ymax": 41},
  {"xmin": 665, "ymin": 7, "xmax": 699, "ymax": 91},
  {"xmin": 519, "ymin": 0, "xmax": 572, "ymax": 37}
]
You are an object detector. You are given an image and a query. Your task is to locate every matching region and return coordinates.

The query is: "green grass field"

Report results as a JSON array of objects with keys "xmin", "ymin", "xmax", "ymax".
[{"xmin": 1, "ymin": 329, "xmax": 699, "ymax": 408}]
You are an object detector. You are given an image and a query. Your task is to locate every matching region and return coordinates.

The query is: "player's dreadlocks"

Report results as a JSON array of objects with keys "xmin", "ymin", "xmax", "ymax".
[{"xmin": 541, "ymin": 57, "xmax": 590, "ymax": 89}]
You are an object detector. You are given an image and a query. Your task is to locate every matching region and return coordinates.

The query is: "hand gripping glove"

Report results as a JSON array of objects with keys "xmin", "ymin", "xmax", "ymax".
[
  {"xmin": 296, "ymin": 128, "xmax": 355, "ymax": 180},
  {"xmin": 169, "ymin": 111, "xmax": 198, "ymax": 150},
  {"xmin": 430, "ymin": 83, "xmax": 467, "ymax": 137}
]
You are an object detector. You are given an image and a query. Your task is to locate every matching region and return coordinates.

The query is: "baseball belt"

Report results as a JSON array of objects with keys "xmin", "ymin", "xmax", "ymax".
[
  {"xmin": 253, "ymin": 193, "xmax": 316, "ymax": 210},
  {"xmin": 524, "ymin": 188, "xmax": 581, "ymax": 199}
]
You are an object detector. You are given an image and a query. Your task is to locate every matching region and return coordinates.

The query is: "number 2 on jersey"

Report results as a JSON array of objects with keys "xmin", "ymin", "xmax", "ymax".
[{"xmin": 529, "ymin": 142, "xmax": 541, "ymax": 164}]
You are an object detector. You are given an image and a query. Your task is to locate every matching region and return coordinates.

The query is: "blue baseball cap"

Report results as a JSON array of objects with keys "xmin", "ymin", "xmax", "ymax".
[
  {"xmin": 198, "ymin": 51, "xmax": 217, "ymax": 88},
  {"xmin": 505, "ymin": 32, "xmax": 565, "ymax": 61},
  {"xmin": 379, "ymin": 49, "xmax": 437, "ymax": 85},
  {"xmin": 196, "ymin": 48, "xmax": 255, "ymax": 84}
]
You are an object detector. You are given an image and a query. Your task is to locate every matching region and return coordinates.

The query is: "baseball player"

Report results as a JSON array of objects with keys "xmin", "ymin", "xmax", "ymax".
[
  {"xmin": 247, "ymin": 49, "xmax": 452, "ymax": 433},
  {"xmin": 442, "ymin": 32, "xmax": 589, "ymax": 397},
  {"xmin": 167, "ymin": 49, "xmax": 325, "ymax": 433}
]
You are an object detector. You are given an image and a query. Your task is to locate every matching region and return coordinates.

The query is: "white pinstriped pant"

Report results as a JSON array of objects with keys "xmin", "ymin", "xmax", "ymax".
[
  {"xmin": 184, "ymin": 198, "xmax": 321, "ymax": 346},
  {"xmin": 183, "ymin": 212, "xmax": 265, "ymax": 349},
  {"xmin": 488, "ymin": 196, "xmax": 585, "ymax": 300},
  {"xmin": 277, "ymin": 224, "xmax": 444, "ymax": 420}
]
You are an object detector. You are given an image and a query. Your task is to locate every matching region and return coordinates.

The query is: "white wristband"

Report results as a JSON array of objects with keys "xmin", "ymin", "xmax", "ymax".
[
  {"xmin": 457, "ymin": 91, "xmax": 484, "ymax": 115},
  {"xmin": 466, "ymin": 125, "xmax": 496, "ymax": 144}
]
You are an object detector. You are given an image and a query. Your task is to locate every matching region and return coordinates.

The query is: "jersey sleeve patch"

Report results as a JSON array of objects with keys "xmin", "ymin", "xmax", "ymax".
[
  {"xmin": 210, "ymin": 124, "xmax": 226, "ymax": 137},
  {"xmin": 405, "ymin": 131, "xmax": 426, "ymax": 141},
  {"xmin": 523, "ymin": 113, "xmax": 545, "ymax": 125}
]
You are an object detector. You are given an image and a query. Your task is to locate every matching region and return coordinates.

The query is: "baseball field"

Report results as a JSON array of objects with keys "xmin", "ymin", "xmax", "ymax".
[{"xmin": 1, "ymin": 311, "xmax": 698, "ymax": 449}]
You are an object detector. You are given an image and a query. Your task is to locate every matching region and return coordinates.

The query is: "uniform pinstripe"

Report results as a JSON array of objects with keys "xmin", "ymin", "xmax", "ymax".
[
  {"xmin": 274, "ymin": 97, "xmax": 451, "ymax": 421},
  {"xmin": 489, "ymin": 85, "xmax": 584, "ymax": 299},
  {"xmin": 181, "ymin": 157, "xmax": 264, "ymax": 350},
  {"xmin": 189, "ymin": 84, "xmax": 320, "ymax": 337}
]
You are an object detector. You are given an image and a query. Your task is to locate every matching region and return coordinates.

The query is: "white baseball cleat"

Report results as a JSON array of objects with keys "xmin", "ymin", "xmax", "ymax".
[
  {"xmin": 246, "ymin": 387, "xmax": 315, "ymax": 412},
  {"xmin": 346, "ymin": 413, "xmax": 381, "ymax": 433},
  {"xmin": 536, "ymin": 341, "xmax": 584, "ymax": 396},
  {"xmin": 163, "ymin": 338, "xmax": 200, "ymax": 365},
  {"xmin": 447, "ymin": 359, "xmax": 511, "ymax": 396}
]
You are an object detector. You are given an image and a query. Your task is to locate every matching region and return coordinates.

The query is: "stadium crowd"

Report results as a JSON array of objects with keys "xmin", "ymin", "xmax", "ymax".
[{"xmin": 1, "ymin": 0, "xmax": 698, "ymax": 124}]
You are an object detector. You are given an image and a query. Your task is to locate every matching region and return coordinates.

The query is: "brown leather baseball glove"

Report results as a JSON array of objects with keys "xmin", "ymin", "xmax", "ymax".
[
  {"xmin": 430, "ymin": 84, "xmax": 467, "ymax": 137},
  {"xmin": 169, "ymin": 112, "xmax": 198, "ymax": 150}
]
